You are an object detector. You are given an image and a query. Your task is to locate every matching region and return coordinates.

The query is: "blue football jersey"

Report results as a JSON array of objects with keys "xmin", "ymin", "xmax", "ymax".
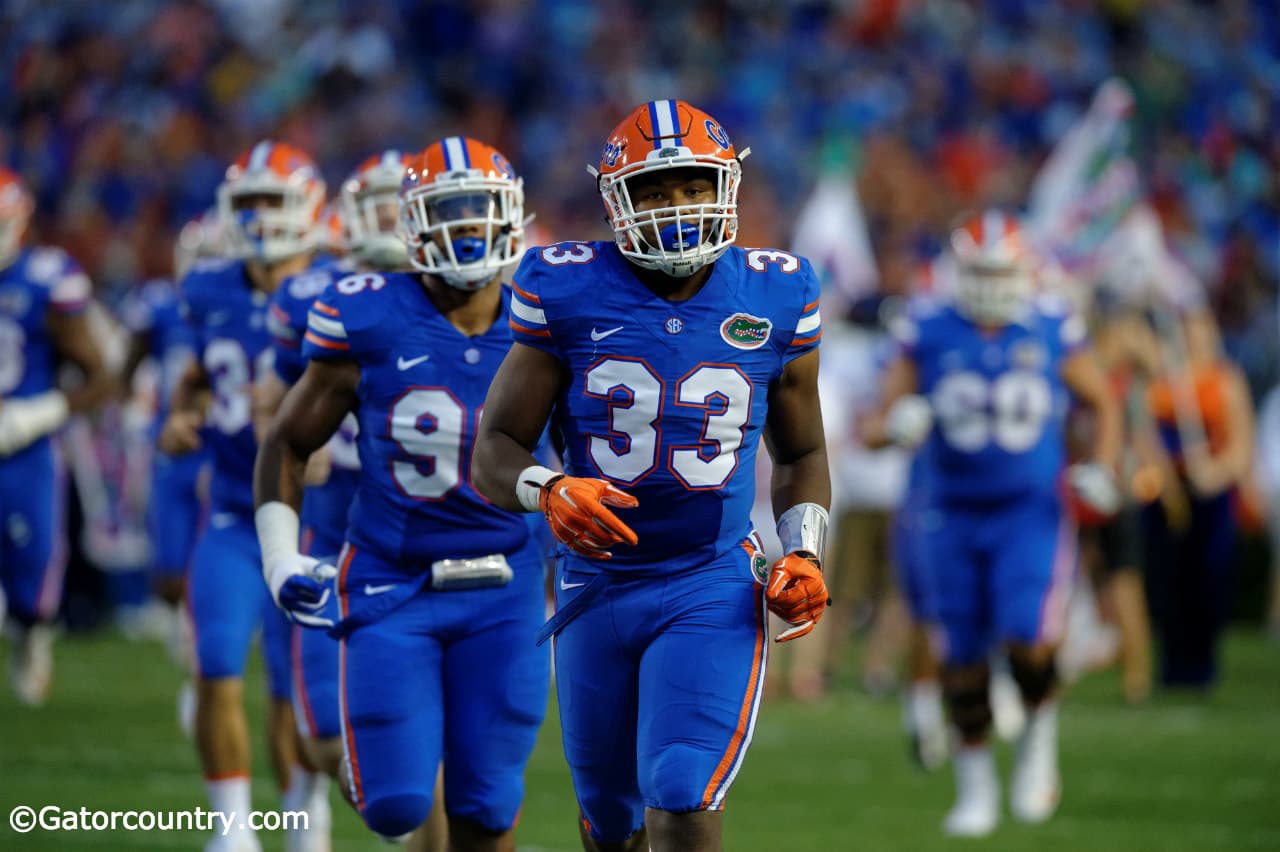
[
  {"xmin": 121, "ymin": 278, "xmax": 197, "ymax": 412},
  {"xmin": 509, "ymin": 241, "xmax": 822, "ymax": 572},
  {"xmin": 269, "ymin": 258, "xmax": 361, "ymax": 556},
  {"xmin": 0, "ymin": 247, "xmax": 92, "ymax": 403},
  {"xmin": 268, "ymin": 258, "xmax": 356, "ymax": 386},
  {"xmin": 302, "ymin": 271, "xmax": 530, "ymax": 565},
  {"xmin": 181, "ymin": 257, "xmax": 286, "ymax": 515},
  {"xmin": 893, "ymin": 297, "xmax": 1086, "ymax": 503}
]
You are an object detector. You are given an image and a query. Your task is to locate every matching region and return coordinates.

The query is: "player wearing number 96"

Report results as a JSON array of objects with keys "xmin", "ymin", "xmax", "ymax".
[
  {"xmin": 158, "ymin": 141, "xmax": 329, "ymax": 851},
  {"xmin": 253, "ymin": 137, "xmax": 550, "ymax": 849},
  {"xmin": 865, "ymin": 210, "xmax": 1122, "ymax": 838},
  {"xmin": 471, "ymin": 99, "xmax": 831, "ymax": 852}
]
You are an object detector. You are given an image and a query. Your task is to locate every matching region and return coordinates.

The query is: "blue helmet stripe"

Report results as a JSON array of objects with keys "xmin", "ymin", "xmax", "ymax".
[{"xmin": 647, "ymin": 102, "xmax": 664, "ymax": 148}]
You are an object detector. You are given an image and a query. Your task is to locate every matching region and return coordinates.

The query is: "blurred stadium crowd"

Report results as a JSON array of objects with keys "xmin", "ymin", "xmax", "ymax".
[
  {"xmin": 4, "ymin": 0, "xmax": 1277, "ymax": 377},
  {"xmin": 1, "ymin": 1, "xmax": 1278, "ymax": 848}
]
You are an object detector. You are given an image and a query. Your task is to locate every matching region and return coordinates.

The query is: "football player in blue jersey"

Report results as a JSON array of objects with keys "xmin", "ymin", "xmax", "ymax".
[
  {"xmin": 864, "ymin": 211, "xmax": 1122, "ymax": 836},
  {"xmin": 472, "ymin": 100, "xmax": 832, "ymax": 852},
  {"xmin": 0, "ymin": 166, "xmax": 113, "ymax": 705},
  {"xmin": 256, "ymin": 150, "xmax": 447, "ymax": 852},
  {"xmin": 120, "ymin": 211, "xmax": 226, "ymax": 661},
  {"xmin": 159, "ymin": 141, "xmax": 327, "ymax": 852},
  {"xmin": 253, "ymin": 137, "xmax": 550, "ymax": 852}
]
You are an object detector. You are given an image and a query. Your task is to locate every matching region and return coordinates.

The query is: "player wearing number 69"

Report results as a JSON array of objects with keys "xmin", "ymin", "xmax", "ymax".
[
  {"xmin": 471, "ymin": 100, "xmax": 832, "ymax": 852},
  {"xmin": 253, "ymin": 137, "xmax": 550, "ymax": 849},
  {"xmin": 863, "ymin": 210, "xmax": 1123, "ymax": 838}
]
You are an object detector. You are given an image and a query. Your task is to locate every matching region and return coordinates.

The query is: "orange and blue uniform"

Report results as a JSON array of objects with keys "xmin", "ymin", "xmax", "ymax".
[{"xmin": 509, "ymin": 240, "xmax": 821, "ymax": 841}]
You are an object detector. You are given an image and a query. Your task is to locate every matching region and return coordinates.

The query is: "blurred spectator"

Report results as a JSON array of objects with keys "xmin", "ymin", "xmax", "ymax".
[
  {"xmin": 1144, "ymin": 310, "xmax": 1256, "ymax": 688},
  {"xmin": 0, "ymin": 0, "xmax": 1273, "ymax": 306}
]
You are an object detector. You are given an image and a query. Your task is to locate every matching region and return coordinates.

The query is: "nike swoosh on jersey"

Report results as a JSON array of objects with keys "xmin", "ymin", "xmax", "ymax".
[
  {"xmin": 364, "ymin": 583, "xmax": 397, "ymax": 596},
  {"xmin": 207, "ymin": 310, "xmax": 232, "ymax": 326},
  {"xmin": 396, "ymin": 354, "xmax": 430, "ymax": 370},
  {"xmin": 590, "ymin": 326, "xmax": 624, "ymax": 342},
  {"xmin": 559, "ymin": 577, "xmax": 586, "ymax": 590}
]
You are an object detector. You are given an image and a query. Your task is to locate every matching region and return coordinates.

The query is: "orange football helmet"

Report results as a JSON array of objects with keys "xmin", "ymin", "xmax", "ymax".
[
  {"xmin": 0, "ymin": 167, "xmax": 34, "ymax": 269},
  {"xmin": 318, "ymin": 200, "xmax": 348, "ymax": 256},
  {"xmin": 594, "ymin": 99, "xmax": 747, "ymax": 277},
  {"xmin": 174, "ymin": 206, "xmax": 230, "ymax": 281},
  {"xmin": 950, "ymin": 209, "xmax": 1034, "ymax": 325},
  {"xmin": 341, "ymin": 149, "xmax": 411, "ymax": 269},
  {"xmin": 400, "ymin": 136, "xmax": 524, "ymax": 291},
  {"xmin": 217, "ymin": 141, "xmax": 325, "ymax": 263}
]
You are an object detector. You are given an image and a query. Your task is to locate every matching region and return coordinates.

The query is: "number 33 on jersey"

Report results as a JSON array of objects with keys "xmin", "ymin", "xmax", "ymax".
[{"xmin": 509, "ymin": 240, "xmax": 822, "ymax": 569}]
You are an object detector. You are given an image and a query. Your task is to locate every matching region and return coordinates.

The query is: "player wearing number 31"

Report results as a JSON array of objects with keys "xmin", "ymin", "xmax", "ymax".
[
  {"xmin": 864, "ymin": 210, "xmax": 1122, "ymax": 838},
  {"xmin": 472, "ymin": 100, "xmax": 832, "ymax": 852},
  {"xmin": 253, "ymin": 137, "xmax": 550, "ymax": 849}
]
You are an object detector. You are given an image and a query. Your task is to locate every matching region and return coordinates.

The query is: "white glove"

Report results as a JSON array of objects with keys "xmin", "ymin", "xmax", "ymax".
[
  {"xmin": 886, "ymin": 394, "xmax": 933, "ymax": 449},
  {"xmin": 256, "ymin": 501, "xmax": 338, "ymax": 629},
  {"xmin": 1067, "ymin": 462, "xmax": 1121, "ymax": 517},
  {"xmin": 264, "ymin": 552, "xmax": 339, "ymax": 629},
  {"xmin": 0, "ymin": 391, "xmax": 69, "ymax": 457}
]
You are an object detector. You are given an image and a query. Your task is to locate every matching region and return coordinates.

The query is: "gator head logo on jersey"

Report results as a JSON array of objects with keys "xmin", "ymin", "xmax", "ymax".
[
  {"xmin": 720, "ymin": 313, "xmax": 772, "ymax": 350},
  {"xmin": 593, "ymin": 100, "xmax": 749, "ymax": 279}
]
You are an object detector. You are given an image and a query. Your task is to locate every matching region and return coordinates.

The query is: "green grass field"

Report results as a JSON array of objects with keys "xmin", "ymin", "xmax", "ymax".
[{"xmin": 2, "ymin": 629, "xmax": 1278, "ymax": 851}]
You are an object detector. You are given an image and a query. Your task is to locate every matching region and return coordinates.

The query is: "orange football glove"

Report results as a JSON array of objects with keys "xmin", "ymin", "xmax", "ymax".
[
  {"xmin": 537, "ymin": 475, "xmax": 639, "ymax": 558},
  {"xmin": 765, "ymin": 551, "xmax": 830, "ymax": 642}
]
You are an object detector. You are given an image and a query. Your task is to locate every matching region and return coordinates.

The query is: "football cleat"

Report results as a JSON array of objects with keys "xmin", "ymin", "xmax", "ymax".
[
  {"xmin": 1010, "ymin": 701, "xmax": 1062, "ymax": 823},
  {"xmin": 943, "ymin": 744, "xmax": 1000, "ymax": 837},
  {"xmin": 10, "ymin": 623, "xmax": 54, "ymax": 706}
]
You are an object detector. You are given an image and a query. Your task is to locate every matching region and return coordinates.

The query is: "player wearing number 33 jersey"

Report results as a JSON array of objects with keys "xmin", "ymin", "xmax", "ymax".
[
  {"xmin": 509, "ymin": 240, "xmax": 820, "ymax": 566},
  {"xmin": 473, "ymin": 100, "xmax": 833, "ymax": 849}
]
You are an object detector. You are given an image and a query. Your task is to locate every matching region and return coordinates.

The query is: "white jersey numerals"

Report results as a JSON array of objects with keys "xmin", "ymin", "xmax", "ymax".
[
  {"xmin": 931, "ymin": 369, "xmax": 1052, "ymax": 453},
  {"xmin": 745, "ymin": 249, "xmax": 800, "ymax": 274},
  {"xmin": 0, "ymin": 316, "xmax": 26, "ymax": 394},
  {"xmin": 204, "ymin": 338, "xmax": 272, "ymax": 435},
  {"xmin": 388, "ymin": 389, "xmax": 471, "ymax": 500},
  {"xmin": 585, "ymin": 358, "xmax": 751, "ymax": 489},
  {"xmin": 335, "ymin": 273, "xmax": 387, "ymax": 295},
  {"xmin": 540, "ymin": 243, "xmax": 596, "ymax": 266}
]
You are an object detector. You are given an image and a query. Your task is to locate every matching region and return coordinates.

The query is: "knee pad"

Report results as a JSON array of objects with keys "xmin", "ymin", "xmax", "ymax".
[
  {"xmin": 362, "ymin": 792, "xmax": 433, "ymax": 840},
  {"xmin": 942, "ymin": 665, "xmax": 992, "ymax": 742},
  {"xmin": 1009, "ymin": 655, "xmax": 1057, "ymax": 706}
]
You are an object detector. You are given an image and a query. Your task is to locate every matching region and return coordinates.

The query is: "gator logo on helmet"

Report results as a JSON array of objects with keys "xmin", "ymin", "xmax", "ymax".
[
  {"xmin": 602, "ymin": 141, "xmax": 623, "ymax": 168},
  {"xmin": 720, "ymin": 313, "xmax": 772, "ymax": 350},
  {"xmin": 705, "ymin": 120, "xmax": 731, "ymax": 150},
  {"xmin": 491, "ymin": 151, "xmax": 516, "ymax": 178}
]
